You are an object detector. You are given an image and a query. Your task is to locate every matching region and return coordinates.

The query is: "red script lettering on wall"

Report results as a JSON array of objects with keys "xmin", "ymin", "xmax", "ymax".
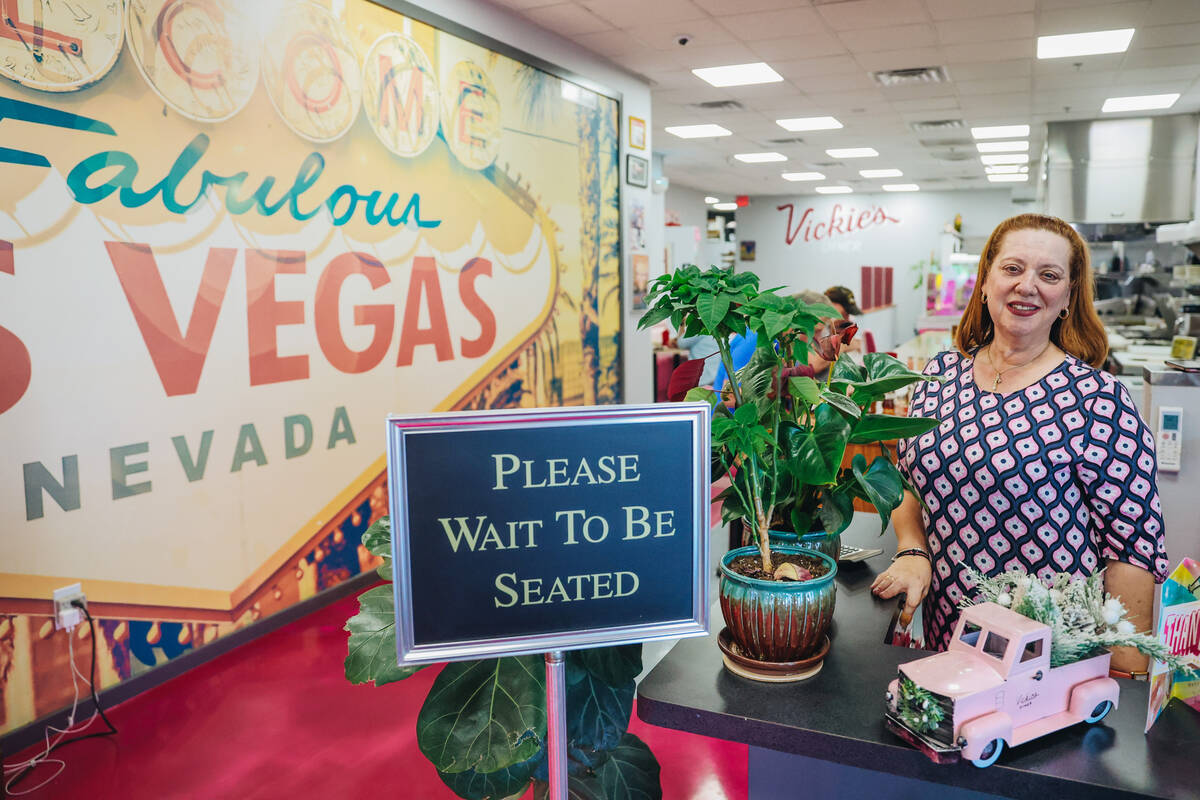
[{"xmin": 777, "ymin": 202, "xmax": 901, "ymax": 245}]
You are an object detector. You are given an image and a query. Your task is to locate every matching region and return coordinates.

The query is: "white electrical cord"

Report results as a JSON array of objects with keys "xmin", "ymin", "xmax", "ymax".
[{"xmin": 2, "ymin": 626, "xmax": 99, "ymax": 796}]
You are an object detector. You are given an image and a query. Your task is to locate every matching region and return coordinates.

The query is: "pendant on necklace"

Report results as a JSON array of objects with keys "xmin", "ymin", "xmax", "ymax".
[{"xmin": 992, "ymin": 374, "xmax": 1002, "ymax": 392}]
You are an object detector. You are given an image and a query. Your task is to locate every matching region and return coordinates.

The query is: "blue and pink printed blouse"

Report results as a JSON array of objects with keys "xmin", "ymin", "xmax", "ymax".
[{"xmin": 899, "ymin": 350, "xmax": 1170, "ymax": 651}]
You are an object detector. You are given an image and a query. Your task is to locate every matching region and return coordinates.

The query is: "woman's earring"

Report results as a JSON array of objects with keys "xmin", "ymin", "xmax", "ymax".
[
  {"xmin": 981, "ymin": 293, "xmax": 988, "ymax": 304},
  {"xmin": 1059, "ymin": 308, "xmax": 1069, "ymax": 320}
]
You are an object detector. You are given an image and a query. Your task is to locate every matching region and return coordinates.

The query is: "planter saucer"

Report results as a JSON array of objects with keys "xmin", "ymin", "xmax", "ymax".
[{"xmin": 717, "ymin": 628, "xmax": 830, "ymax": 683}]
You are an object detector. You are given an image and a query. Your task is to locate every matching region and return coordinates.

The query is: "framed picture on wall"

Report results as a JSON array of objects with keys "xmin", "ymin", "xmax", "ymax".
[
  {"xmin": 626, "ymin": 154, "xmax": 649, "ymax": 187},
  {"xmin": 629, "ymin": 116, "xmax": 646, "ymax": 150}
]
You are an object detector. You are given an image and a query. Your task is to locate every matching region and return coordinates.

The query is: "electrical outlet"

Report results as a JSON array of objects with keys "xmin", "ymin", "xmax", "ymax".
[{"xmin": 53, "ymin": 583, "xmax": 86, "ymax": 630}]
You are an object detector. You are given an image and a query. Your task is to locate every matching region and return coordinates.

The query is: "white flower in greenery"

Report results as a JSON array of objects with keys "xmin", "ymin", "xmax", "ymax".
[
  {"xmin": 1117, "ymin": 620, "xmax": 1135, "ymax": 635},
  {"xmin": 997, "ymin": 592, "xmax": 1012, "ymax": 607},
  {"xmin": 1049, "ymin": 589, "xmax": 1063, "ymax": 603},
  {"xmin": 1103, "ymin": 598, "xmax": 1125, "ymax": 626}
]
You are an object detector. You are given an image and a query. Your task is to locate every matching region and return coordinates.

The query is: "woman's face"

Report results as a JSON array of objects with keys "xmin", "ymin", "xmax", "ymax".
[{"xmin": 982, "ymin": 228, "xmax": 1073, "ymax": 345}]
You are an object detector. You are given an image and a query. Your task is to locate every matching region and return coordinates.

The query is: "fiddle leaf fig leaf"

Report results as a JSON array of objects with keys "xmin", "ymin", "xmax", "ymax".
[
  {"xmin": 597, "ymin": 734, "xmax": 663, "ymax": 800},
  {"xmin": 437, "ymin": 752, "xmax": 538, "ymax": 800},
  {"xmin": 344, "ymin": 584, "xmax": 423, "ymax": 686},
  {"xmin": 533, "ymin": 775, "xmax": 606, "ymax": 800},
  {"xmin": 849, "ymin": 414, "xmax": 940, "ymax": 444},
  {"xmin": 417, "ymin": 656, "xmax": 547, "ymax": 774},
  {"xmin": 570, "ymin": 644, "xmax": 643, "ymax": 686},
  {"xmin": 565, "ymin": 650, "xmax": 635, "ymax": 754},
  {"xmin": 361, "ymin": 516, "xmax": 394, "ymax": 580},
  {"xmin": 851, "ymin": 454, "xmax": 906, "ymax": 534}
]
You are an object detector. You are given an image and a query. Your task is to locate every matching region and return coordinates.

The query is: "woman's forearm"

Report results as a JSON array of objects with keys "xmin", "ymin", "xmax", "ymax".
[
  {"xmin": 892, "ymin": 489, "xmax": 928, "ymax": 550},
  {"xmin": 1105, "ymin": 559, "xmax": 1156, "ymax": 673}
]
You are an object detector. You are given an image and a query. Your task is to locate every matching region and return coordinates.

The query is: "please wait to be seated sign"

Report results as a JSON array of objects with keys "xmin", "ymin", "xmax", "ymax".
[{"xmin": 386, "ymin": 404, "xmax": 711, "ymax": 665}]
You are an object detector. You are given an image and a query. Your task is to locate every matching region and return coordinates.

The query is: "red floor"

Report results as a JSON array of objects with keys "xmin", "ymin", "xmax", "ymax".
[{"xmin": 6, "ymin": 594, "xmax": 747, "ymax": 799}]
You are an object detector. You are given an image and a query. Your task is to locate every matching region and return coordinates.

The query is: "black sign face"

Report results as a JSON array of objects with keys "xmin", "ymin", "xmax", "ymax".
[{"xmin": 387, "ymin": 404, "xmax": 710, "ymax": 664}]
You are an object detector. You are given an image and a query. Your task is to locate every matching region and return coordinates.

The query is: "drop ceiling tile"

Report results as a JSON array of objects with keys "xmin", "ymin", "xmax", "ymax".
[
  {"xmin": 522, "ymin": 3, "xmax": 614, "ymax": 36},
  {"xmin": 943, "ymin": 39, "xmax": 1035, "ymax": 63},
  {"xmin": 750, "ymin": 33, "xmax": 849, "ymax": 61},
  {"xmin": 1115, "ymin": 65, "xmax": 1200, "ymax": 85},
  {"xmin": 489, "ymin": 0, "xmax": 563, "ymax": 9},
  {"xmin": 1121, "ymin": 44, "xmax": 1200, "ymax": 70},
  {"xmin": 714, "ymin": 7, "xmax": 825, "ymax": 41},
  {"xmin": 957, "ymin": 91, "xmax": 1032, "ymax": 110},
  {"xmin": 878, "ymin": 82, "xmax": 957, "ymax": 102},
  {"xmin": 1034, "ymin": 70, "xmax": 1120, "ymax": 90},
  {"xmin": 617, "ymin": 51, "xmax": 684, "ymax": 74},
  {"xmin": 936, "ymin": 14, "xmax": 1035, "ymax": 44},
  {"xmin": 795, "ymin": 71, "xmax": 879, "ymax": 92},
  {"xmin": 954, "ymin": 77, "xmax": 1033, "ymax": 96},
  {"xmin": 816, "ymin": 0, "xmax": 929, "ymax": 32},
  {"xmin": 649, "ymin": 69, "xmax": 708, "ymax": 90},
  {"xmin": 630, "ymin": 18, "xmax": 740, "ymax": 51},
  {"xmin": 693, "ymin": 0, "xmax": 806, "ymax": 13},
  {"xmin": 800, "ymin": 89, "xmax": 890, "ymax": 109},
  {"xmin": 652, "ymin": 86, "xmax": 741, "ymax": 106},
  {"xmin": 854, "ymin": 47, "xmax": 946, "ymax": 74},
  {"xmin": 666, "ymin": 42, "xmax": 763, "ymax": 68},
  {"xmin": 1033, "ymin": 53, "xmax": 1126, "ymax": 74},
  {"xmin": 1135, "ymin": 23, "xmax": 1200, "ymax": 49},
  {"xmin": 926, "ymin": 0, "xmax": 1034, "ymax": 21},
  {"xmin": 946, "ymin": 60, "xmax": 1033, "ymax": 81},
  {"xmin": 1036, "ymin": 2, "xmax": 1151, "ymax": 36},
  {"xmin": 580, "ymin": 0, "xmax": 708, "ymax": 28},
  {"xmin": 1030, "ymin": 88, "xmax": 1111, "ymax": 113},
  {"xmin": 1144, "ymin": 0, "xmax": 1200, "ymax": 25},
  {"xmin": 837, "ymin": 25, "xmax": 938, "ymax": 53},
  {"xmin": 774, "ymin": 54, "xmax": 864, "ymax": 78},
  {"xmin": 890, "ymin": 97, "xmax": 963, "ymax": 115},
  {"xmin": 572, "ymin": 29, "xmax": 646, "ymax": 58}
]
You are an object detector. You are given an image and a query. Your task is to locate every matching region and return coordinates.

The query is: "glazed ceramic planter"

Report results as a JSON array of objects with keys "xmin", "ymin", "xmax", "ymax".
[
  {"xmin": 768, "ymin": 529, "xmax": 841, "ymax": 563},
  {"xmin": 719, "ymin": 544, "xmax": 837, "ymax": 663}
]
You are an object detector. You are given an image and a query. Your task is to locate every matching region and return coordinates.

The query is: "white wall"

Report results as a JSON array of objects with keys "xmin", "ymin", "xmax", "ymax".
[
  {"xmin": 665, "ymin": 184, "xmax": 709, "ymax": 232},
  {"xmin": 736, "ymin": 190, "xmax": 1020, "ymax": 351},
  {"xmin": 406, "ymin": 0, "xmax": 657, "ymax": 403}
]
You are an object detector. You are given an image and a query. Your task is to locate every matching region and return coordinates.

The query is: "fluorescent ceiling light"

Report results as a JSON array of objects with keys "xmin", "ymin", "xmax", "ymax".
[
  {"xmin": 859, "ymin": 168, "xmax": 903, "ymax": 178},
  {"xmin": 1037, "ymin": 28, "xmax": 1134, "ymax": 60},
  {"xmin": 781, "ymin": 172, "xmax": 825, "ymax": 181},
  {"xmin": 664, "ymin": 124, "xmax": 732, "ymax": 139},
  {"xmin": 980, "ymin": 153, "xmax": 1030, "ymax": 165},
  {"xmin": 826, "ymin": 147, "xmax": 878, "ymax": 158},
  {"xmin": 712, "ymin": 202, "xmax": 738, "ymax": 210},
  {"xmin": 705, "ymin": 196, "xmax": 719, "ymax": 204},
  {"xmin": 776, "ymin": 116, "xmax": 843, "ymax": 132},
  {"xmin": 985, "ymin": 165, "xmax": 1029, "ymax": 174},
  {"xmin": 1102, "ymin": 93, "xmax": 1180, "ymax": 113},
  {"xmin": 692, "ymin": 62, "xmax": 783, "ymax": 87},
  {"xmin": 976, "ymin": 141, "xmax": 1029, "ymax": 153},
  {"xmin": 882, "ymin": 184, "xmax": 919, "ymax": 192},
  {"xmin": 988, "ymin": 174, "xmax": 1029, "ymax": 183},
  {"xmin": 734, "ymin": 152, "xmax": 787, "ymax": 163},
  {"xmin": 815, "ymin": 186, "xmax": 853, "ymax": 194},
  {"xmin": 971, "ymin": 124, "xmax": 1030, "ymax": 140}
]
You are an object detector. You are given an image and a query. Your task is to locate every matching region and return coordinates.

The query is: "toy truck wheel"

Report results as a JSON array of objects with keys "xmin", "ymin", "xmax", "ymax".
[
  {"xmin": 1085, "ymin": 700, "xmax": 1113, "ymax": 724},
  {"xmin": 971, "ymin": 738, "xmax": 1004, "ymax": 768}
]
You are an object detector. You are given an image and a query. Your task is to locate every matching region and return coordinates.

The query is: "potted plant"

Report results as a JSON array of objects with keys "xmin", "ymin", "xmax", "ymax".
[{"xmin": 638, "ymin": 266, "xmax": 940, "ymax": 675}]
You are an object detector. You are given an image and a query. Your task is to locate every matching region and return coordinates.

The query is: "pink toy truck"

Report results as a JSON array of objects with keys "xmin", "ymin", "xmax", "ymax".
[{"xmin": 885, "ymin": 602, "xmax": 1120, "ymax": 767}]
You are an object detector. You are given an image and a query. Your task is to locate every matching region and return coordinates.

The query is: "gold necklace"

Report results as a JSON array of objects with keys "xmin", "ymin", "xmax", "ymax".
[{"xmin": 983, "ymin": 343, "xmax": 1051, "ymax": 392}]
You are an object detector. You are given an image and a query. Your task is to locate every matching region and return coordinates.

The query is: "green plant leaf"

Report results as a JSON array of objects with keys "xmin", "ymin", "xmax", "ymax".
[
  {"xmin": 788, "ymin": 376, "xmax": 820, "ymax": 406},
  {"xmin": 597, "ymin": 734, "xmax": 663, "ymax": 800},
  {"xmin": 570, "ymin": 645, "xmax": 643, "ymax": 686},
  {"xmin": 437, "ymin": 752, "xmax": 538, "ymax": 800},
  {"xmin": 851, "ymin": 454, "xmax": 906, "ymax": 534},
  {"xmin": 831, "ymin": 355, "xmax": 866, "ymax": 383},
  {"xmin": 533, "ymin": 775, "xmax": 605, "ymax": 800},
  {"xmin": 636, "ymin": 303, "xmax": 673, "ymax": 330},
  {"xmin": 788, "ymin": 404, "xmax": 852, "ymax": 485},
  {"xmin": 684, "ymin": 386, "xmax": 720, "ymax": 409},
  {"xmin": 696, "ymin": 292, "xmax": 731, "ymax": 332},
  {"xmin": 418, "ymin": 656, "xmax": 547, "ymax": 774},
  {"xmin": 849, "ymin": 414, "xmax": 939, "ymax": 444},
  {"xmin": 761, "ymin": 309, "xmax": 793, "ymax": 338},
  {"xmin": 733, "ymin": 402, "xmax": 759, "ymax": 427},
  {"xmin": 361, "ymin": 516, "xmax": 394, "ymax": 580},
  {"xmin": 816, "ymin": 487, "xmax": 855, "ymax": 535},
  {"xmin": 344, "ymin": 584, "xmax": 423, "ymax": 686},
  {"xmin": 565, "ymin": 652, "xmax": 634, "ymax": 754},
  {"xmin": 849, "ymin": 352, "xmax": 938, "ymax": 398},
  {"xmin": 819, "ymin": 389, "xmax": 862, "ymax": 420}
]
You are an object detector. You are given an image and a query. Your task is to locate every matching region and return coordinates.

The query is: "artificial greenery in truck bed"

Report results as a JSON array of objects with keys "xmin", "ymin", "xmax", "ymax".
[{"xmin": 344, "ymin": 517, "xmax": 661, "ymax": 800}]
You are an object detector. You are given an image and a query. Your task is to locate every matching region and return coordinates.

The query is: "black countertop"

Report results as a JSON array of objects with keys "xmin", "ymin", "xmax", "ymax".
[{"xmin": 636, "ymin": 519, "xmax": 1200, "ymax": 800}]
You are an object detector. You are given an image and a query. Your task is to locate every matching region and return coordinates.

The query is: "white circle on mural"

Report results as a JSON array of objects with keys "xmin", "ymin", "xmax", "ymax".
[
  {"xmin": 125, "ymin": 0, "xmax": 259, "ymax": 123},
  {"xmin": 362, "ymin": 33, "xmax": 439, "ymax": 158},
  {"xmin": 0, "ymin": 0, "xmax": 124, "ymax": 92},
  {"xmin": 440, "ymin": 60, "xmax": 501, "ymax": 171},
  {"xmin": 260, "ymin": 0, "xmax": 362, "ymax": 144}
]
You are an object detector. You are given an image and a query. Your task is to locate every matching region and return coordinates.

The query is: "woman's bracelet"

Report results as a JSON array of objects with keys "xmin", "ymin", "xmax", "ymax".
[{"xmin": 893, "ymin": 548, "xmax": 930, "ymax": 563}]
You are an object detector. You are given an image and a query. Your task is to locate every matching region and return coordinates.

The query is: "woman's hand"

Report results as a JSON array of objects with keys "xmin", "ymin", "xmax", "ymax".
[{"xmin": 871, "ymin": 554, "xmax": 932, "ymax": 617}]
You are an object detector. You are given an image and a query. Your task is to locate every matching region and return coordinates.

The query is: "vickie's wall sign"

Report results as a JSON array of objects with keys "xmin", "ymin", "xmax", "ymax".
[{"xmin": 777, "ymin": 202, "xmax": 902, "ymax": 245}]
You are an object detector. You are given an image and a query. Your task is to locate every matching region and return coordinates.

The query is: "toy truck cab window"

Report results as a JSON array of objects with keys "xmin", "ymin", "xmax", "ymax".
[
  {"xmin": 961, "ymin": 621, "xmax": 982, "ymax": 646},
  {"xmin": 983, "ymin": 632, "xmax": 1009, "ymax": 660},
  {"xmin": 1020, "ymin": 638, "xmax": 1043, "ymax": 663}
]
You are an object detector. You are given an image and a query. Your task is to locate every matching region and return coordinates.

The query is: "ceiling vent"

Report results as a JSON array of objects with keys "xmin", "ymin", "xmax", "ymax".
[
  {"xmin": 919, "ymin": 137, "xmax": 972, "ymax": 148},
  {"xmin": 688, "ymin": 99, "xmax": 744, "ymax": 111},
  {"xmin": 873, "ymin": 66, "xmax": 948, "ymax": 87},
  {"xmin": 910, "ymin": 119, "xmax": 965, "ymax": 134}
]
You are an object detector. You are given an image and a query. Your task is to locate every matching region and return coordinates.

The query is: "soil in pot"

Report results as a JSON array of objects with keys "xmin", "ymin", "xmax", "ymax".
[{"xmin": 726, "ymin": 551, "xmax": 830, "ymax": 581}]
